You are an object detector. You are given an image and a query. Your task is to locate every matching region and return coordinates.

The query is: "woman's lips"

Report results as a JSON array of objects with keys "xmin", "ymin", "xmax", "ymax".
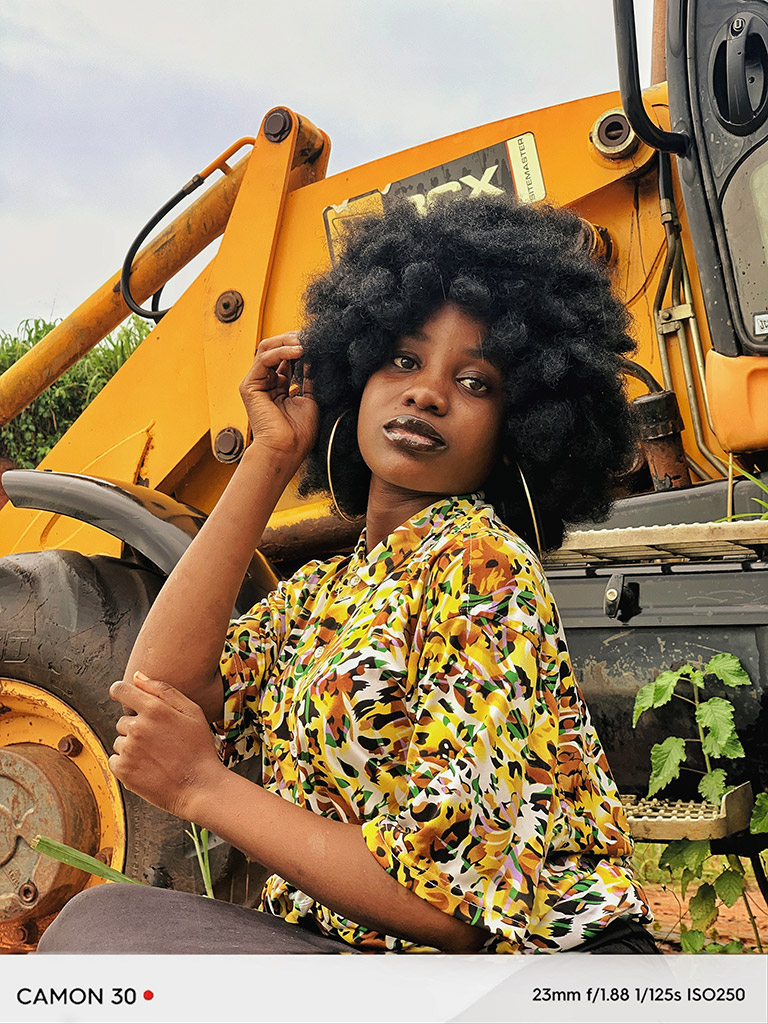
[{"xmin": 382, "ymin": 416, "xmax": 447, "ymax": 452}]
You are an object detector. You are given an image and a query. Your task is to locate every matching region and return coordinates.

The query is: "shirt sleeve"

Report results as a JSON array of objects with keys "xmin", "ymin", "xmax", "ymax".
[
  {"xmin": 360, "ymin": 578, "xmax": 560, "ymax": 943},
  {"xmin": 212, "ymin": 576, "xmax": 294, "ymax": 769}
]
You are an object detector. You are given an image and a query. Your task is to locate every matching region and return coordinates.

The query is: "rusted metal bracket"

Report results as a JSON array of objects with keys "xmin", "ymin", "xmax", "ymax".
[{"xmin": 656, "ymin": 302, "xmax": 695, "ymax": 334}]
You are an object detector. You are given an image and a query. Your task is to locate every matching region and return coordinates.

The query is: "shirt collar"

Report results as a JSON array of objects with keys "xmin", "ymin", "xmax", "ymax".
[{"xmin": 350, "ymin": 492, "xmax": 489, "ymax": 584}]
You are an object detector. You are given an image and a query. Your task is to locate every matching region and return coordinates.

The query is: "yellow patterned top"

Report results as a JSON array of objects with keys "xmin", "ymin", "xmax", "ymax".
[{"xmin": 215, "ymin": 493, "xmax": 650, "ymax": 951}]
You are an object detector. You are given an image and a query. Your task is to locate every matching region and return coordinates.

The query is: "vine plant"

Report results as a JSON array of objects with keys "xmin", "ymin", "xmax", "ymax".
[{"xmin": 633, "ymin": 652, "xmax": 768, "ymax": 952}]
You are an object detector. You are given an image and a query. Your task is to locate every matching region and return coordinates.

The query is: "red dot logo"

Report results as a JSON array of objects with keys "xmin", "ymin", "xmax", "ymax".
[{"xmin": 143, "ymin": 991, "xmax": 154, "ymax": 1001}]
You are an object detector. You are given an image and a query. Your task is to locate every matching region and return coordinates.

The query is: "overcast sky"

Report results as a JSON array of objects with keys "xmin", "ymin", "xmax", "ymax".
[{"xmin": 0, "ymin": 0, "xmax": 654, "ymax": 334}]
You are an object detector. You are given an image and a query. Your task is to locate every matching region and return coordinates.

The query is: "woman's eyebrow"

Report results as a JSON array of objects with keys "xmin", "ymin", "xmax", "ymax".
[{"xmin": 402, "ymin": 334, "xmax": 492, "ymax": 361}]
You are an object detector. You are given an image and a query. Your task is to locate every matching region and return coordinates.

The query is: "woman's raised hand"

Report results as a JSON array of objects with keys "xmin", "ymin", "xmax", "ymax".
[{"xmin": 239, "ymin": 332, "xmax": 318, "ymax": 464}]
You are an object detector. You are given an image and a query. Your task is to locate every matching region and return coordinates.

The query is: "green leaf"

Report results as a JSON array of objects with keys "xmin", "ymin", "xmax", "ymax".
[
  {"xmin": 688, "ymin": 670, "xmax": 705, "ymax": 689},
  {"xmin": 720, "ymin": 733, "xmax": 745, "ymax": 758},
  {"xmin": 689, "ymin": 883, "xmax": 718, "ymax": 930},
  {"xmin": 680, "ymin": 928, "xmax": 705, "ymax": 953},
  {"xmin": 726, "ymin": 854, "xmax": 745, "ymax": 874},
  {"xmin": 632, "ymin": 681, "xmax": 656, "ymax": 727},
  {"xmin": 660, "ymin": 839, "xmax": 711, "ymax": 876},
  {"xmin": 703, "ymin": 729, "xmax": 745, "ymax": 759},
  {"xmin": 652, "ymin": 669, "xmax": 685, "ymax": 708},
  {"xmin": 683, "ymin": 840, "xmax": 711, "ymax": 873},
  {"xmin": 718, "ymin": 940, "xmax": 745, "ymax": 954},
  {"xmin": 714, "ymin": 869, "xmax": 744, "ymax": 907},
  {"xmin": 648, "ymin": 736, "xmax": 686, "ymax": 797},
  {"xmin": 698, "ymin": 769, "xmax": 727, "ymax": 805},
  {"xmin": 696, "ymin": 697, "xmax": 738, "ymax": 755},
  {"xmin": 658, "ymin": 840, "xmax": 688, "ymax": 872},
  {"xmin": 706, "ymin": 653, "xmax": 752, "ymax": 688},
  {"xmin": 750, "ymin": 792, "xmax": 768, "ymax": 834},
  {"xmin": 680, "ymin": 866, "xmax": 697, "ymax": 900}
]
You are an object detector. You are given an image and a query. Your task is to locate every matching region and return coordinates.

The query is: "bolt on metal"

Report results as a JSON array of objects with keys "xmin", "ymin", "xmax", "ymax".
[
  {"xmin": 214, "ymin": 427, "xmax": 245, "ymax": 464},
  {"xmin": 57, "ymin": 734, "xmax": 83, "ymax": 757},
  {"xmin": 18, "ymin": 882, "xmax": 38, "ymax": 904},
  {"xmin": 264, "ymin": 109, "xmax": 293, "ymax": 143},
  {"xmin": 214, "ymin": 290, "xmax": 244, "ymax": 323}
]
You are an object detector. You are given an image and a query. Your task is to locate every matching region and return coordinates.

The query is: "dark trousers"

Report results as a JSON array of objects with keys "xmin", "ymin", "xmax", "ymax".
[
  {"xmin": 36, "ymin": 885, "xmax": 349, "ymax": 954},
  {"xmin": 37, "ymin": 883, "xmax": 660, "ymax": 955}
]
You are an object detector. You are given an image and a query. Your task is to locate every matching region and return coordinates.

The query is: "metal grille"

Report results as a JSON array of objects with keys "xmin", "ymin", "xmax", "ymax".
[
  {"xmin": 545, "ymin": 520, "xmax": 768, "ymax": 568},
  {"xmin": 622, "ymin": 783, "xmax": 753, "ymax": 841}
]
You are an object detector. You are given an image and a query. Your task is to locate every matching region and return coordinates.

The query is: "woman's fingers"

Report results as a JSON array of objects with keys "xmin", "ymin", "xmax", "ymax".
[
  {"xmin": 243, "ymin": 333, "xmax": 303, "ymax": 388},
  {"xmin": 254, "ymin": 343, "xmax": 303, "ymax": 373},
  {"xmin": 108, "ymin": 671, "xmax": 224, "ymax": 818},
  {"xmin": 298, "ymin": 357, "xmax": 313, "ymax": 399},
  {"xmin": 236, "ymin": 330, "xmax": 319, "ymax": 460},
  {"xmin": 115, "ymin": 713, "xmax": 134, "ymax": 736},
  {"xmin": 258, "ymin": 330, "xmax": 300, "ymax": 350},
  {"xmin": 110, "ymin": 672, "xmax": 199, "ymax": 717},
  {"xmin": 110, "ymin": 677, "xmax": 152, "ymax": 714},
  {"xmin": 275, "ymin": 359, "xmax": 292, "ymax": 389}
]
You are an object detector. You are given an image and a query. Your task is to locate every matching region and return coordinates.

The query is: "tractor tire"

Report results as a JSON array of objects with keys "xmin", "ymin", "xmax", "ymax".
[{"xmin": 0, "ymin": 549, "xmax": 243, "ymax": 952}]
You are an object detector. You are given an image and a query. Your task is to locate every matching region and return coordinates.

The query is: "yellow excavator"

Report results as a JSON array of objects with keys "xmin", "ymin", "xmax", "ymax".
[{"xmin": 0, "ymin": 0, "xmax": 766, "ymax": 951}]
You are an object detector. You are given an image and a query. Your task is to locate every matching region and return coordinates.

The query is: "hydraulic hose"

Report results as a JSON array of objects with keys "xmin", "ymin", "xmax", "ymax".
[{"xmin": 120, "ymin": 177, "xmax": 204, "ymax": 322}]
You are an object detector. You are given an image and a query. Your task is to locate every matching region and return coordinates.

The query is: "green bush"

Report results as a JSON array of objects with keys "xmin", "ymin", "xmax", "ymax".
[{"xmin": 0, "ymin": 316, "xmax": 150, "ymax": 469}]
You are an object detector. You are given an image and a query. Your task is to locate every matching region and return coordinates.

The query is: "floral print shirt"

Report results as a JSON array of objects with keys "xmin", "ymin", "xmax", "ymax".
[{"xmin": 215, "ymin": 493, "xmax": 650, "ymax": 952}]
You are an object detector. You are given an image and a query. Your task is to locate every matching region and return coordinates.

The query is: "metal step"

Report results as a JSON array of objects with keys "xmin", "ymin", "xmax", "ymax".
[
  {"xmin": 546, "ymin": 520, "xmax": 768, "ymax": 568},
  {"xmin": 622, "ymin": 782, "xmax": 754, "ymax": 842}
]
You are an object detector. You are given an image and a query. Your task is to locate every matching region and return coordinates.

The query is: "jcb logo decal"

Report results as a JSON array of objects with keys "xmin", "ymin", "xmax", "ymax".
[
  {"xmin": 323, "ymin": 135, "xmax": 545, "ymax": 261},
  {"xmin": 407, "ymin": 165, "xmax": 504, "ymax": 214}
]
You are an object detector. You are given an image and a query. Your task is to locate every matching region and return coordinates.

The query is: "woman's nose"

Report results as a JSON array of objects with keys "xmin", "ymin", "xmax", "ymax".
[{"xmin": 403, "ymin": 379, "xmax": 448, "ymax": 414}]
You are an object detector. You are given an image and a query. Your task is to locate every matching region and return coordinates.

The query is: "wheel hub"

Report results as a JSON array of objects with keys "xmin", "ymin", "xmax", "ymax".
[
  {"xmin": 0, "ymin": 679, "xmax": 126, "ymax": 950},
  {"xmin": 0, "ymin": 743, "xmax": 100, "ymax": 922}
]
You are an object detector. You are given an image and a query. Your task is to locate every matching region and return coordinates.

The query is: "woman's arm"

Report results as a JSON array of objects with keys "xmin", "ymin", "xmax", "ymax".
[
  {"xmin": 110, "ymin": 673, "xmax": 488, "ymax": 952},
  {"xmin": 121, "ymin": 333, "xmax": 316, "ymax": 722}
]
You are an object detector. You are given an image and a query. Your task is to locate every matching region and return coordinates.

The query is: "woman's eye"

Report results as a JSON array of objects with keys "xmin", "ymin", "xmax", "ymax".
[
  {"xmin": 458, "ymin": 376, "xmax": 489, "ymax": 394},
  {"xmin": 393, "ymin": 355, "xmax": 417, "ymax": 370}
]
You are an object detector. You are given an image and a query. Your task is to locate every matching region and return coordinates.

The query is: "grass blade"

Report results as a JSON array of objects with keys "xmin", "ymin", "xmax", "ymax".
[
  {"xmin": 734, "ymin": 464, "xmax": 768, "ymax": 495},
  {"xmin": 32, "ymin": 835, "xmax": 143, "ymax": 885},
  {"xmin": 186, "ymin": 823, "xmax": 214, "ymax": 898}
]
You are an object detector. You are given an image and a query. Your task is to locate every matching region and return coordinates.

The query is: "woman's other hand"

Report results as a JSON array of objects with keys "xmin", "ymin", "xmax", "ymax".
[
  {"xmin": 240, "ymin": 332, "xmax": 318, "ymax": 464},
  {"xmin": 109, "ymin": 672, "xmax": 226, "ymax": 820}
]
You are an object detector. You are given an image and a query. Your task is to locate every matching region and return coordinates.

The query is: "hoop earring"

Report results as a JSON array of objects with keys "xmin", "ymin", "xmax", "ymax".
[
  {"xmin": 327, "ymin": 412, "xmax": 357, "ymax": 524},
  {"xmin": 516, "ymin": 463, "xmax": 543, "ymax": 559}
]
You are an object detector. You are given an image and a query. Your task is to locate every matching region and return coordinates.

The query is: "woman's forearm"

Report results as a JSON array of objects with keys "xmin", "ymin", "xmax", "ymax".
[
  {"xmin": 124, "ymin": 444, "xmax": 298, "ymax": 720},
  {"xmin": 189, "ymin": 767, "xmax": 487, "ymax": 952}
]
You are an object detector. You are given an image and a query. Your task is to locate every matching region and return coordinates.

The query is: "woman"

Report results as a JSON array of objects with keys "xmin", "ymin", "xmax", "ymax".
[{"xmin": 39, "ymin": 195, "xmax": 656, "ymax": 954}]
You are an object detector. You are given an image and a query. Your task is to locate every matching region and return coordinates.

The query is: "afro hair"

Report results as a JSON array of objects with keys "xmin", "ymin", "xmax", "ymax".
[{"xmin": 298, "ymin": 193, "xmax": 635, "ymax": 549}]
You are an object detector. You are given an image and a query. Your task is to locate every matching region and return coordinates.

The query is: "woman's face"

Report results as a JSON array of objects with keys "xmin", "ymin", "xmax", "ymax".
[{"xmin": 357, "ymin": 303, "xmax": 506, "ymax": 500}]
